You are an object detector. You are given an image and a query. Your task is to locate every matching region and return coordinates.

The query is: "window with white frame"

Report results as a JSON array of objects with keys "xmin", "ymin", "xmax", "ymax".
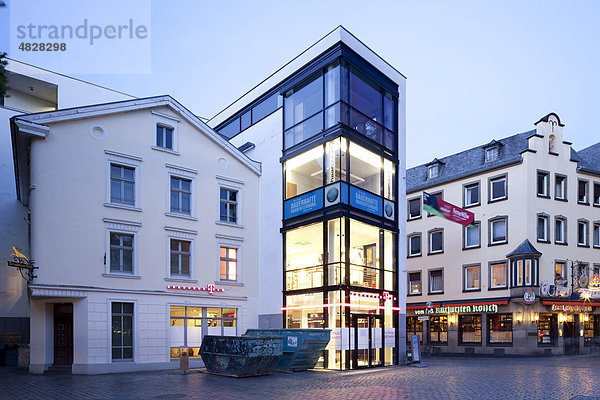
[
  {"xmin": 408, "ymin": 234, "xmax": 421, "ymax": 257},
  {"xmin": 490, "ymin": 262, "xmax": 507, "ymax": 289},
  {"xmin": 156, "ymin": 125, "xmax": 174, "ymax": 150},
  {"xmin": 489, "ymin": 217, "xmax": 507, "ymax": 245},
  {"xmin": 170, "ymin": 239, "xmax": 191, "ymax": 277},
  {"xmin": 428, "ymin": 164, "xmax": 439, "ymax": 179},
  {"xmin": 537, "ymin": 214, "xmax": 549, "ymax": 242},
  {"xmin": 170, "ymin": 177, "xmax": 191, "ymax": 215},
  {"xmin": 594, "ymin": 223, "xmax": 600, "ymax": 248},
  {"xmin": 408, "ymin": 197, "xmax": 421, "ymax": 219},
  {"xmin": 578, "ymin": 220, "xmax": 589, "ymax": 246},
  {"xmin": 489, "ymin": 175, "xmax": 507, "ymax": 202},
  {"xmin": 152, "ymin": 111, "xmax": 179, "ymax": 153},
  {"xmin": 512, "ymin": 258, "xmax": 537, "ymax": 287},
  {"xmin": 428, "ymin": 229, "xmax": 443, "ymax": 254},
  {"xmin": 555, "ymin": 175, "xmax": 567, "ymax": 200},
  {"xmin": 105, "ymin": 151, "xmax": 141, "ymax": 209},
  {"xmin": 216, "ymin": 234, "xmax": 243, "ymax": 283},
  {"xmin": 429, "ymin": 269, "xmax": 443, "ymax": 294},
  {"xmin": 537, "ymin": 171, "xmax": 549, "ymax": 197},
  {"xmin": 464, "ymin": 264, "xmax": 480, "ymax": 291},
  {"xmin": 217, "ymin": 176, "xmax": 243, "ymax": 226},
  {"xmin": 111, "ymin": 302, "xmax": 134, "ymax": 361},
  {"xmin": 464, "ymin": 222, "xmax": 480, "ymax": 249},
  {"xmin": 104, "ymin": 218, "xmax": 140, "ymax": 276},
  {"xmin": 555, "ymin": 262, "xmax": 567, "ymax": 286},
  {"xmin": 555, "ymin": 217, "xmax": 567, "ymax": 244},
  {"xmin": 578, "ymin": 180, "xmax": 589, "ymax": 204},
  {"xmin": 485, "ymin": 147, "xmax": 498, "ymax": 162},
  {"xmin": 464, "ymin": 183, "xmax": 480, "ymax": 207},
  {"xmin": 408, "ymin": 271, "xmax": 422, "ymax": 295},
  {"xmin": 594, "ymin": 183, "xmax": 600, "ymax": 206}
]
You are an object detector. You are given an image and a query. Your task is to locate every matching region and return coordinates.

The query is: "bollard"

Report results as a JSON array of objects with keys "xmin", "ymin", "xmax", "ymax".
[{"xmin": 180, "ymin": 346, "xmax": 189, "ymax": 374}]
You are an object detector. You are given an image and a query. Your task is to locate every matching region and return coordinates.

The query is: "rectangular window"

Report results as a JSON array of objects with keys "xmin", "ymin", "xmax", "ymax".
[
  {"xmin": 406, "ymin": 317, "xmax": 423, "ymax": 344},
  {"xmin": 584, "ymin": 315, "xmax": 599, "ymax": 346},
  {"xmin": 110, "ymin": 233, "xmax": 133, "ymax": 273},
  {"xmin": 578, "ymin": 220, "xmax": 589, "ymax": 246},
  {"xmin": 156, "ymin": 125, "xmax": 173, "ymax": 149},
  {"xmin": 325, "ymin": 138, "xmax": 347, "ymax": 185},
  {"xmin": 427, "ymin": 165, "xmax": 438, "ymax": 179},
  {"xmin": 252, "ymin": 92, "xmax": 279, "ymax": 124},
  {"xmin": 594, "ymin": 183, "xmax": 600, "ymax": 206},
  {"xmin": 429, "ymin": 230, "xmax": 443, "ymax": 254},
  {"xmin": 489, "ymin": 176, "xmax": 507, "ymax": 202},
  {"xmin": 408, "ymin": 197, "xmax": 421, "ymax": 220},
  {"xmin": 219, "ymin": 189, "xmax": 238, "ymax": 223},
  {"xmin": 110, "ymin": 164, "xmax": 135, "ymax": 206},
  {"xmin": 464, "ymin": 183, "xmax": 480, "ymax": 207},
  {"xmin": 555, "ymin": 262, "xmax": 567, "ymax": 286},
  {"xmin": 488, "ymin": 314, "xmax": 513, "ymax": 345},
  {"xmin": 485, "ymin": 147, "xmax": 498, "ymax": 162},
  {"xmin": 490, "ymin": 262, "xmax": 507, "ymax": 289},
  {"xmin": 408, "ymin": 272, "xmax": 421, "ymax": 295},
  {"xmin": 537, "ymin": 314, "xmax": 557, "ymax": 346},
  {"xmin": 555, "ymin": 175, "xmax": 566, "ymax": 200},
  {"xmin": 285, "ymin": 145, "xmax": 324, "ymax": 199},
  {"xmin": 170, "ymin": 177, "xmax": 191, "ymax": 215},
  {"xmin": 516, "ymin": 260, "xmax": 524, "ymax": 286},
  {"xmin": 537, "ymin": 215, "xmax": 549, "ymax": 242},
  {"xmin": 408, "ymin": 235, "xmax": 421, "ymax": 257},
  {"xmin": 555, "ymin": 218, "xmax": 566, "ymax": 244},
  {"xmin": 429, "ymin": 269, "xmax": 443, "ymax": 294},
  {"xmin": 537, "ymin": 171, "xmax": 549, "ymax": 197},
  {"xmin": 594, "ymin": 223, "xmax": 600, "ymax": 248},
  {"xmin": 349, "ymin": 142, "xmax": 382, "ymax": 195},
  {"xmin": 579, "ymin": 180, "xmax": 589, "ymax": 204},
  {"xmin": 112, "ymin": 302, "xmax": 133, "ymax": 360},
  {"xmin": 284, "ymin": 74, "xmax": 323, "ymax": 148},
  {"xmin": 430, "ymin": 316, "xmax": 448, "ymax": 344},
  {"xmin": 170, "ymin": 239, "xmax": 190, "ymax": 277},
  {"xmin": 464, "ymin": 222, "xmax": 480, "ymax": 249},
  {"xmin": 490, "ymin": 218, "xmax": 507, "ymax": 245},
  {"xmin": 220, "ymin": 247, "xmax": 238, "ymax": 281},
  {"xmin": 459, "ymin": 315, "xmax": 482, "ymax": 344},
  {"xmin": 464, "ymin": 264, "xmax": 480, "ymax": 291}
]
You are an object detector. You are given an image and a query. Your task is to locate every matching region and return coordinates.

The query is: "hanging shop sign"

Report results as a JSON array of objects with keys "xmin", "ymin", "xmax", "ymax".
[
  {"xmin": 551, "ymin": 304, "xmax": 593, "ymax": 313},
  {"xmin": 6, "ymin": 246, "xmax": 37, "ymax": 282},
  {"xmin": 414, "ymin": 303, "xmax": 500, "ymax": 315},
  {"xmin": 589, "ymin": 274, "xmax": 600, "ymax": 291},
  {"xmin": 166, "ymin": 284, "xmax": 224, "ymax": 294}
]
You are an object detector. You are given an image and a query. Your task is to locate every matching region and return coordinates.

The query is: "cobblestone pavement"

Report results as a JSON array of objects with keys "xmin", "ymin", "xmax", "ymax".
[{"xmin": 2, "ymin": 356, "xmax": 600, "ymax": 400}]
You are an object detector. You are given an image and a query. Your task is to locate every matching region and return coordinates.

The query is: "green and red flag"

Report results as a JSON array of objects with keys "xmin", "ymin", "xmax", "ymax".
[{"xmin": 423, "ymin": 192, "xmax": 475, "ymax": 227}]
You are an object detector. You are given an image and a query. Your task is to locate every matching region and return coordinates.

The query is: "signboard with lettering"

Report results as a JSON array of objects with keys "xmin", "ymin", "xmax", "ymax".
[
  {"xmin": 550, "ymin": 304, "xmax": 593, "ymax": 313},
  {"xmin": 414, "ymin": 303, "xmax": 500, "ymax": 315},
  {"xmin": 284, "ymin": 188, "xmax": 323, "ymax": 219},
  {"xmin": 349, "ymin": 186, "xmax": 382, "ymax": 216}
]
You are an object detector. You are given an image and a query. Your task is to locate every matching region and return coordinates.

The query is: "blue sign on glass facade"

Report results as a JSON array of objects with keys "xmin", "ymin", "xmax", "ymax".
[
  {"xmin": 284, "ymin": 188, "xmax": 324, "ymax": 219},
  {"xmin": 349, "ymin": 186, "xmax": 383, "ymax": 216}
]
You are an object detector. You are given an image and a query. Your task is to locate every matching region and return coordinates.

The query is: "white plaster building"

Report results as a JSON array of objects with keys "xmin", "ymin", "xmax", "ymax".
[
  {"xmin": 405, "ymin": 113, "xmax": 600, "ymax": 356},
  {"xmin": 10, "ymin": 96, "xmax": 261, "ymax": 374},
  {"xmin": 0, "ymin": 59, "xmax": 133, "ymax": 366}
]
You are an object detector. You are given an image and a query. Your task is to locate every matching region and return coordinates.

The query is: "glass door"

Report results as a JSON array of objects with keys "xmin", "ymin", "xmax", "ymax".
[{"xmin": 352, "ymin": 314, "xmax": 383, "ymax": 368}]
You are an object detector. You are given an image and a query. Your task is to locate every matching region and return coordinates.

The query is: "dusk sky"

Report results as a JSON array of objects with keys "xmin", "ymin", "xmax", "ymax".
[{"xmin": 1, "ymin": 0, "xmax": 599, "ymax": 167}]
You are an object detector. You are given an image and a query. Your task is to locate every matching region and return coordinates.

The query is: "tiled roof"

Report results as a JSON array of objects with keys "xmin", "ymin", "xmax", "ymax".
[
  {"xmin": 506, "ymin": 239, "xmax": 542, "ymax": 258},
  {"xmin": 406, "ymin": 130, "xmax": 535, "ymax": 193},
  {"xmin": 575, "ymin": 142, "xmax": 600, "ymax": 175}
]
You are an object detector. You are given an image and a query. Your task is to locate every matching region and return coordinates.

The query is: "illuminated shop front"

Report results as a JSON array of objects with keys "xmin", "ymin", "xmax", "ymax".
[{"xmin": 279, "ymin": 51, "xmax": 400, "ymax": 369}]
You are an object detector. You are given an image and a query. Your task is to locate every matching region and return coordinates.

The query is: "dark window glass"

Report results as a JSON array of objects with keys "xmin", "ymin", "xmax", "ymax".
[
  {"xmin": 409, "ymin": 236, "xmax": 421, "ymax": 256},
  {"xmin": 284, "ymin": 75, "xmax": 323, "ymax": 130},
  {"xmin": 408, "ymin": 272, "xmax": 421, "ymax": 294},
  {"xmin": 112, "ymin": 302, "xmax": 134, "ymax": 360},
  {"xmin": 252, "ymin": 92, "xmax": 279, "ymax": 124},
  {"xmin": 170, "ymin": 239, "xmax": 191, "ymax": 276},
  {"xmin": 110, "ymin": 164, "xmax": 135, "ymax": 206},
  {"xmin": 409, "ymin": 198, "xmax": 421, "ymax": 219},
  {"xmin": 241, "ymin": 110, "xmax": 251, "ymax": 131},
  {"xmin": 584, "ymin": 315, "xmax": 600, "ymax": 345},
  {"xmin": 383, "ymin": 92, "xmax": 395, "ymax": 131},
  {"xmin": 170, "ymin": 177, "xmax": 192, "ymax": 215},
  {"xmin": 406, "ymin": 316, "xmax": 423, "ymax": 344},
  {"xmin": 579, "ymin": 180, "xmax": 588, "ymax": 203},
  {"xmin": 537, "ymin": 314, "xmax": 557, "ymax": 346},
  {"xmin": 220, "ymin": 188, "xmax": 238, "ymax": 223},
  {"xmin": 430, "ymin": 231, "xmax": 443, "ymax": 253},
  {"xmin": 349, "ymin": 69, "xmax": 382, "ymax": 125},
  {"xmin": 537, "ymin": 172, "xmax": 548, "ymax": 196},
  {"xmin": 491, "ymin": 177, "xmax": 506, "ymax": 200},
  {"xmin": 594, "ymin": 183, "xmax": 600, "ymax": 205},
  {"xmin": 465, "ymin": 184, "xmax": 479, "ymax": 206},
  {"xmin": 459, "ymin": 315, "xmax": 481, "ymax": 344},
  {"xmin": 110, "ymin": 233, "xmax": 134, "ymax": 273},
  {"xmin": 218, "ymin": 118, "xmax": 240, "ymax": 139}
]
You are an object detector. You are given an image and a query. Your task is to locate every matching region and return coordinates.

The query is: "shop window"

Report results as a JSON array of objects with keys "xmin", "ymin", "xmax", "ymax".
[
  {"xmin": 428, "ymin": 229, "xmax": 443, "ymax": 254},
  {"xmin": 537, "ymin": 214, "xmax": 549, "ymax": 242},
  {"xmin": 489, "ymin": 175, "xmax": 507, "ymax": 202},
  {"xmin": 463, "ymin": 264, "xmax": 480, "ymax": 291},
  {"xmin": 555, "ymin": 217, "xmax": 567, "ymax": 244},
  {"xmin": 578, "ymin": 220, "xmax": 589, "ymax": 247},
  {"xmin": 406, "ymin": 316, "xmax": 423, "ymax": 343},
  {"xmin": 464, "ymin": 182, "xmax": 480, "ymax": 207},
  {"xmin": 349, "ymin": 142, "xmax": 382, "ymax": 195},
  {"xmin": 490, "ymin": 262, "xmax": 507, "ymax": 289},
  {"xmin": 286, "ymin": 222, "xmax": 324, "ymax": 289},
  {"xmin": 537, "ymin": 171, "xmax": 549, "ymax": 197},
  {"xmin": 584, "ymin": 315, "xmax": 600, "ymax": 346},
  {"xmin": 285, "ymin": 293, "xmax": 324, "ymax": 329},
  {"xmin": 555, "ymin": 175, "xmax": 567, "ymax": 200},
  {"xmin": 219, "ymin": 247, "xmax": 238, "ymax": 281},
  {"xmin": 325, "ymin": 137, "xmax": 347, "ymax": 185},
  {"xmin": 578, "ymin": 179, "xmax": 589, "ymax": 204},
  {"xmin": 553, "ymin": 262, "xmax": 566, "ymax": 287},
  {"xmin": 459, "ymin": 315, "xmax": 481, "ymax": 345},
  {"xmin": 408, "ymin": 271, "xmax": 421, "ymax": 295},
  {"xmin": 349, "ymin": 220, "xmax": 380, "ymax": 289},
  {"xmin": 429, "ymin": 269, "xmax": 443, "ymax": 294},
  {"xmin": 408, "ymin": 197, "xmax": 421, "ymax": 220},
  {"xmin": 430, "ymin": 316, "xmax": 448, "ymax": 344},
  {"xmin": 489, "ymin": 217, "xmax": 507, "ymax": 245},
  {"xmin": 408, "ymin": 234, "xmax": 421, "ymax": 257},
  {"xmin": 111, "ymin": 302, "xmax": 134, "ymax": 361},
  {"xmin": 537, "ymin": 314, "xmax": 558, "ymax": 346},
  {"xmin": 464, "ymin": 222, "xmax": 480, "ymax": 249},
  {"xmin": 285, "ymin": 146, "xmax": 324, "ymax": 199},
  {"xmin": 488, "ymin": 314, "xmax": 512, "ymax": 345}
]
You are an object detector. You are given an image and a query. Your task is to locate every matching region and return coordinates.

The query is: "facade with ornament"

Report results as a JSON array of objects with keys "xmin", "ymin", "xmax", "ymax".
[{"xmin": 405, "ymin": 113, "xmax": 600, "ymax": 356}]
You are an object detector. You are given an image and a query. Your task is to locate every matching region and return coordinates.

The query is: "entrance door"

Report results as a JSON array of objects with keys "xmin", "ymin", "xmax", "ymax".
[
  {"xmin": 563, "ymin": 315, "xmax": 579, "ymax": 355},
  {"xmin": 53, "ymin": 303, "xmax": 73, "ymax": 365},
  {"xmin": 352, "ymin": 314, "xmax": 383, "ymax": 368}
]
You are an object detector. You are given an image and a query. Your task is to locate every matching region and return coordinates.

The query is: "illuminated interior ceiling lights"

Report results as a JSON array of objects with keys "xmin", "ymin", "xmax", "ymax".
[{"xmin": 281, "ymin": 302, "xmax": 401, "ymax": 312}]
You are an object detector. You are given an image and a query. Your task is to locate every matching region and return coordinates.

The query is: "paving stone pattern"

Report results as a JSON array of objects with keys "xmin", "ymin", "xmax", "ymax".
[{"xmin": 2, "ymin": 356, "xmax": 600, "ymax": 399}]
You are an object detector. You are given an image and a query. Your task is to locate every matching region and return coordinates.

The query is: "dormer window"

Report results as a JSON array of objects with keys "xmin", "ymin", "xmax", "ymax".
[
  {"xmin": 428, "ymin": 165, "xmax": 439, "ymax": 179},
  {"xmin": 485, "ymin": 147, "xmax": 498, "ymax": 162}
]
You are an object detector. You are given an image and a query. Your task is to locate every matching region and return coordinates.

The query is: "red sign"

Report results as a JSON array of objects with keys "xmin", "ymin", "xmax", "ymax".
[
  {"xmin": 166, "ymin": 284, "xmax": 224, "ymax": 294},
  {"xmin": 424, "ymin": 192, "xmax": 474, "ymax": 227}
]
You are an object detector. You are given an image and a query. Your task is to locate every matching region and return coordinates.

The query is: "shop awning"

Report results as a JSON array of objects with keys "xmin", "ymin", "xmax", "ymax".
[
  {"xmin": 407, "ymin": 299, "xmax": 509, "ymax": 310},
  {"xmin": 541, "ymin": 300, "xmax": 600, "ymax": 307}
]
